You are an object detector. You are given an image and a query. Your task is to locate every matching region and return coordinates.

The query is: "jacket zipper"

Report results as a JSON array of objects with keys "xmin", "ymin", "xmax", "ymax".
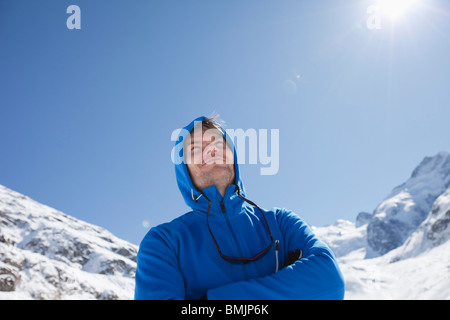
[
  {"xmin": 220, "ymin": 201, "xmax": 249, "ymax": 280},
  {"xmin": 220, "ymin": 201, "xmax": 226, "ymax": 214},
  {"xmin": 275, "ymin": 240, "xmax": 280, "ymax": 273}
]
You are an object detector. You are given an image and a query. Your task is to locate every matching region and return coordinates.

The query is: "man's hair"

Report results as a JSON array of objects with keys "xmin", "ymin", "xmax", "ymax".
[{"xmin": 191, "ymin": 113, "xmax": 225, "ymax": 135}]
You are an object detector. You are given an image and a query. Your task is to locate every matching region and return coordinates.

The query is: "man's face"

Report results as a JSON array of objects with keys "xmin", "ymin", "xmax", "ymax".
[{"xmin": 184, "ymin": 127, "xmax": 235, "ymax": 193}]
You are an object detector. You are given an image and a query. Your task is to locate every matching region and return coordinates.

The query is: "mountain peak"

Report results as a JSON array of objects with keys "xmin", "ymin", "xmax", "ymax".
[
  {"xmin": 312, "ymin": 151, "xmax": 450, "ymax": 299},
  {"xmin": 411, "ymin": 151, "xmax": 450, "ymax": 180},
  {"xmin": 0, "ymin": 184, "xmax": 137, "ymax": 300},
  {"xmin": 367, "ymin": 151, "xmax": 450, "ymax": 257}
]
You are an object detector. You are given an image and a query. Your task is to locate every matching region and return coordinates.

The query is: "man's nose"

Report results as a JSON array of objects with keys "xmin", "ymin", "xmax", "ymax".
[{"xmin": 204, "ymin": 144, "xmax": 217, "ymax": 157}]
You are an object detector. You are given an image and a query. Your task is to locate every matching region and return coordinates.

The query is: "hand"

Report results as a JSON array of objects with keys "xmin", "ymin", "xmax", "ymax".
[{"xmin": 281, "ymin": 249, "xmax": 302, "ymax": 269}]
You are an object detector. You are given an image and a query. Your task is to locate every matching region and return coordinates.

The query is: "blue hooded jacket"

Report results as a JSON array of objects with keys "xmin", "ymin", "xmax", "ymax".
[{"xmin": 134, "ymin": 116, "xmax": 345, "ymax": 300}]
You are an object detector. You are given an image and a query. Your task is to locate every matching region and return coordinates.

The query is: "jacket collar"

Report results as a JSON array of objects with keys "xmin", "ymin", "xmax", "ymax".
[{"xmin": 193, "ymin": 183, "xmax": 245, "ymax": 218}]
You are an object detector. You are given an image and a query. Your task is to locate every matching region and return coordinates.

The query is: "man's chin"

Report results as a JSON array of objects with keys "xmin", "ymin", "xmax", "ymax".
[
  {"xmin": 201, "ymin": 163, "xmax": 230, "ymax": 169},
  {"xmin": 203, "ymin": 165, "xmax": 235, "ymax": 179}
]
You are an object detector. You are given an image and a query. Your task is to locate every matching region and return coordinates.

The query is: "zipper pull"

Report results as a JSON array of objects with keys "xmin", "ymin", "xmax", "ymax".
[
  {"xmin": 220, "ymin": 201, "xmax": 226, "ymax": 213},
  {"xmin": 275, "ymin": 240, "xmax": 279, "ymax": 273}
]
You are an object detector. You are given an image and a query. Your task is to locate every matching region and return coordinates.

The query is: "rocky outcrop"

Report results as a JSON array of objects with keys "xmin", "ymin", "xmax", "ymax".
[
  {"xmin": 0, "ymin": 185, "xmax": 138, "ymax": 299},
  {"xmin": 366, "ymin": 152, "xmax": 450, "ymax": 257}
]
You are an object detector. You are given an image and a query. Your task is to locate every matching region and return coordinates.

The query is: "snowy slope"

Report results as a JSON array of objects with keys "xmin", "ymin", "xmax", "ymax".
[
  {"xmin": 366, "ymin": 152, "xmax": 450, "ymax": 257},
  {"xmin": 395, "ymin": 186, "xmax": 450, "ymax": 259},
  {"xmin": 0, "ymin": 184, "xmax": 137, "ymax": 300},
  {"xmin": 1, "ymin": 152, "xmax": 449, "ymax": 300},
  {"xmin": 314, "ymin": 217, "xmax": 450, "ymax": 299},
  {"xmin": 339, "ymin": 239, "xmax": 450, "ymax": 299},
  {"xmin": 313, "ymin": 152, "xmax": 450, "ymax": 299}
]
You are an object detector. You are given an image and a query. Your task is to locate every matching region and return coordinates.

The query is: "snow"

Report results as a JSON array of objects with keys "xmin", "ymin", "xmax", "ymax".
[
  {"xmin": 310, "ymin": 152, "xmax": 450, "ymax": 300},
  {"xmin": 337, "ymin": 238, "xmax": 450, "ymax": 300},
  {"xmin": 1, "ymin": 152, "xmax": 450, "ymax": 299},
  {"xmin": 0, "ymin": 184, "xmax": 137, "ymax": 300},
  {"xmin": 366, "ymin": 152, "xmax": 450, "ymax": 256},
  {"xmin": 313, "ymin": 212, "xmax": 450, "ymax": 299}
]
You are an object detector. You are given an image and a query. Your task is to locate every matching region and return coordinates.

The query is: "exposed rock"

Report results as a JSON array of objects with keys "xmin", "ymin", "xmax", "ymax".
[
  {"xmin": 367, "ymin": 152, "xmax": 450, "ymax": 257},
  {"xmin": 355, "ymin": 212, "xmax": 371, "ymax": 228},
  {"xmin": 0, "ymin": 184, "xmax": 138, "ymax": 300}
]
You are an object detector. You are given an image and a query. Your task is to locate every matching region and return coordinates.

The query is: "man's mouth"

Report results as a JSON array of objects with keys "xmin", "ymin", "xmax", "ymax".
[{"xmin": 202, "ymin": 158, "xmax": 224, "ymax": 166}]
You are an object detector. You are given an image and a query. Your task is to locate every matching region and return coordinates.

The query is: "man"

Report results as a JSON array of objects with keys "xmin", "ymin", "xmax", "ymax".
[{"xmin": 134, "ymin": 116, "xmax": 345, "ymax": 300}]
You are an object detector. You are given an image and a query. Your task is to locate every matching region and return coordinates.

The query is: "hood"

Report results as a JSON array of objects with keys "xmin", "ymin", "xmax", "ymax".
[{"xmin": 173, "ymin": 116, "xmax": 246, "ymax": 212}]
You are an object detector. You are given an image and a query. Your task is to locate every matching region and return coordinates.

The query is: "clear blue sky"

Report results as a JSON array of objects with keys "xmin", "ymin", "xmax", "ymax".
[{"xmin": 1, "ymin": 0, "xmax": 449, "ymax": 245}]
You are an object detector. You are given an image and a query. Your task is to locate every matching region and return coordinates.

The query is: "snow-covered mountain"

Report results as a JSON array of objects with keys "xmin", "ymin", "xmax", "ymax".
[
  {"xmin": 0, "ymin": 184, "xmax": 137, "ymax": 300},
  {"xmin": 313, "ymin": 151, "xmax": 450, "ymax": 299},
  {"xmin": 1, "ymin": 151, "xmax": 449, "ymax": 299},
  {"xmin": 366, "ymin": 151, "xmax": 450, "ymax": 257}
]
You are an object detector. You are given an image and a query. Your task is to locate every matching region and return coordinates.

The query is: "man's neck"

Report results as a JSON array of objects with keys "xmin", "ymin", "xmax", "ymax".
[{"xmin": 216, "ymin": 183, "xmax": 229, "ymax": 198}]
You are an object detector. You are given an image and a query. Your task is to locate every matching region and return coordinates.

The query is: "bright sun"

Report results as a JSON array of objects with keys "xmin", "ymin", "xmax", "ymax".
[{"xmin": 377, "ymin": 0, "xmax": 418, "ymax": 20}]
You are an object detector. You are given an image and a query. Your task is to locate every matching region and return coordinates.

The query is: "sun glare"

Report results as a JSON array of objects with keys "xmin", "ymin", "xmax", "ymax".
[{"xmin": 377, "ymin": 0, "xmax": 418, "ymax": 20}]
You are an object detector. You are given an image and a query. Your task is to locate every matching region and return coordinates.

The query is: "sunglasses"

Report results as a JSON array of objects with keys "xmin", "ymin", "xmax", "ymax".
[{"xmin": 204, "ymin": 185, "xmax": 274, "ymax": 265}]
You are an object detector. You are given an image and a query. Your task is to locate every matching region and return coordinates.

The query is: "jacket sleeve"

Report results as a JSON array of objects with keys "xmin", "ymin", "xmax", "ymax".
[
  {"xmin": 206, "ymin": 209, "xmax": 345, "ymax": 300},
  {"xmin": 134, "ymin": 228, "xmax": 185, "ymax": 300}
]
